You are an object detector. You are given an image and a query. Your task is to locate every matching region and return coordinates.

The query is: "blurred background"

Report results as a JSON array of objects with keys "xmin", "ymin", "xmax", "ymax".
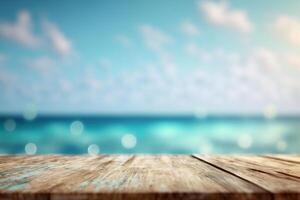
[{"xmin": 1, "ymin": 0, "xmax": 300, "ymax": 155}]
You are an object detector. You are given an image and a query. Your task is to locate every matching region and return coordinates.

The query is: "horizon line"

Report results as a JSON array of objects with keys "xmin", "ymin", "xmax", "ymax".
[{"xmin": 1, "ymin": 113, "xmax": 300, "ymax": 119}]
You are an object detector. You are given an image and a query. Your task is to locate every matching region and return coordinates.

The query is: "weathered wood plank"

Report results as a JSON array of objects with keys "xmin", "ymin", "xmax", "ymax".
[
  {"xmin": 194, "ymin": 155, "xmax": 300, "ymax": 200},
  {"xmin": 1, "ymin": 155, "xmax": 299, "ymax": 200},
  {"xmin": 73, "ymin": 155, "xmax": 265, "ymax": 194},
  {"xmin": 0, "ymin": 155, "xmax": 268, "ymax": 200},
  {"xmin": 263, "ymin": 155, "xmax": 300, "ymax": 164}
]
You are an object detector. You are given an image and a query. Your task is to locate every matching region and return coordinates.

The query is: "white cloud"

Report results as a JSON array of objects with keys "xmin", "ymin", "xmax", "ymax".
[
  {"xmin": 140, "ymin": 25, "xmax": 177, "ymax": 78},
  {"xmin": 83, "ymin": 70, "xmax": 102, "ymax": 91},
  {"xmin": 42, "ymin": 20, "xmax": 73, "ymax": 57},
  {"xmin": 0, "ymin": 10, "xmax": 74, "ymax": 57},
  {"xmin": 181, "ymin": 21, "xmax": 200, "ymax": 37},
  {"xmin": 251, "ymin": 48, "xmax": 279, "ymax": 70},
  {"xmin": 26, "ymin": 56, "xmax": 56, "ymax": 74},
  {"xmin": 200, "ymin": 1, "xmax": 253, "ymax": 33},
  {"xmin": 116, "ymin": 35, "xmax": 132, "ymax": 48},
  {"xmin": 183, "ymin": 42, "xmax": 300, "ymax": 109},
  {"xmin": 185, "ymin": 43, "xmax": 241, "ymax": 66},
  {"xmin": 284, "ymin": 54, "xmax": 300, "ymax": 68},
  {"xmin": 274, "ymin": 15, "xmax": 300, "ymax": 46},
  {"xmin": 185, "ymin": 43, "xmax": 212, "ymax": 62},
  {"xmin": 86, "ymin": 78, "xmax": 102, "ymax": 92},
  {"xmin": 140, "ymin": 24, "xmax": 172, "ymax": 52},
  {"xmin": 0, "ymin": 10, "xmax": 40, "ymax": 48}
]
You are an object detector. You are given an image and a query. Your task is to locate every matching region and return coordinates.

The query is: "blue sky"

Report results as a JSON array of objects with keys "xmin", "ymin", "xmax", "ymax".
[{"xmin": 0, "ymin": 0, "xmax": 300, "ymax": 115}]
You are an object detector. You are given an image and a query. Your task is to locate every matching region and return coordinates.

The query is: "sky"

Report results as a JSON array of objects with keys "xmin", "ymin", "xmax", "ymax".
[{"xmin": 0, "ymin": 0, "xmax": 300, "ymax": 115}]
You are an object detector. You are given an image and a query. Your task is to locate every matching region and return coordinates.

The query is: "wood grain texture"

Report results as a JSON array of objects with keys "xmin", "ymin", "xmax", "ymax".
[
  {"xmin": 194, "ymin": 155, "xmax": 300, "ymax": 200},
  {"xmin": 263, "ymin": 155, "xmax": 300, "ymax": 164},
  {"xmin": 0, "ymin": 155, "xmax": 299, "ymax": 200}
]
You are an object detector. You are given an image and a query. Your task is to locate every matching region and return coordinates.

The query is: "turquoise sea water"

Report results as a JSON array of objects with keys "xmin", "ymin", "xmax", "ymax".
[{"xmin": 1, "ymin": 116, "xmax": 300, "ymax": 154}]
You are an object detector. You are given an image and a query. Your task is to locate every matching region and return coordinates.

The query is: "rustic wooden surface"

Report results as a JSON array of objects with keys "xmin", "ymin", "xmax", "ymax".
[{"xmin": 0, "ymin": 155, "xmax": 299, "ymax": 200}]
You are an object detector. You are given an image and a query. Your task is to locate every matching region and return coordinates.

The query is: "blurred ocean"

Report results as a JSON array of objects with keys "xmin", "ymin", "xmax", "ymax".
[{"xmin": 1, "ymin": 116, "xmax": 300, "ymax": 155}]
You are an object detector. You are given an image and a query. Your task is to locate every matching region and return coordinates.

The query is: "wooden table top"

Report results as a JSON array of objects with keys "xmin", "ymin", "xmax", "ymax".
[{"xmin": 0, "ymin": 155, "xmax": 299, "ymax": 200}]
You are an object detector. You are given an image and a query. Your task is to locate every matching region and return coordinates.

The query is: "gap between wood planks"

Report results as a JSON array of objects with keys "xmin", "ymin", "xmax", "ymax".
[{"xmin": 191, "ymin": 155, "xmax": 271, "ymax": 193}]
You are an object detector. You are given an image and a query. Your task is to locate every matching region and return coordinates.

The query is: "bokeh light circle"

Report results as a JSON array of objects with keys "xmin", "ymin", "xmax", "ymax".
[
  {"xmin": 4, "ymin": 119, "xmax": 16, "ymax": 132},
  {"xmin": 70, "ymin": 120, "xmax": 84, "ymax": 135},
  {"xmin": 263, "ymin": 105, "xmax": 277, "ymax": 120},
  {"xmin": 23, "ymin": 104, "xmax": 38, "ymax": 121},
  {"xmin": 25, "ymin": 143, "xmax": 37, "ymax": 155},
  {"xmin": 88, "ymin": 144, "xmax": 100, "ymax": 156},
  {"xmin": 121, "ymin": 133, "xmax": 137, "ymax": 149}
]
